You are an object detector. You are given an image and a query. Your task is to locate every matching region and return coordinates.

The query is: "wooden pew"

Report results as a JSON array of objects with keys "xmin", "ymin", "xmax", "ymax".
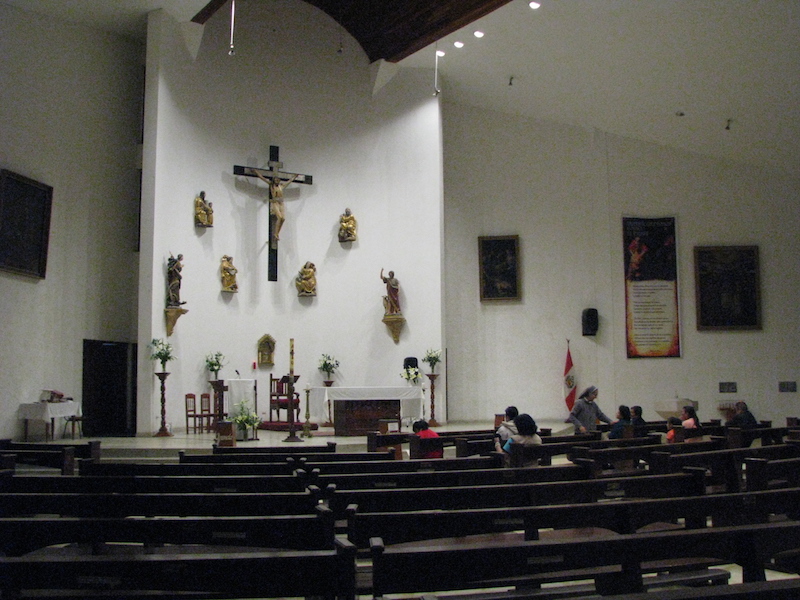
[
  {"xmin": 650, "ymin": 443, "xmax": 800, "ymax": 492},
  {"xmin": 326, "ymin": 470, "xmax": 705, "ymax": 518},
  {"xmin": 505, "ymin": 434, "xmax": 663, "ymax": 467},
  {"xmin": 455, "ymin": 432, "xmax": 604, "ymax": 458},
  {"xmin": 570, "ymin": 437, "xmax": 727, "ymax": 472},
  {"xmin": 0, "ymin": 503, "xmax": 336, "ymax": 556},
  {"xmin": 0, "ymin": 487, "xmax": 324, "ymax": 518},
  {"xmin": 1, "ymin": 471, "xmax": 309, "ymax": 493},
  {"xmin": 727, "ymin": 426, "xmax": 790, "ymax": 448},
  {"xmin": 346, "ymin": 485, "xmax": 800, "ymax": 549},
  {"xmin": 0, "ymin": 439, "xmax": 101, "ymax": 461},
  {"xmin": 1, "ymin": 445, "xmax": 75, "ymax": 475},
  {"xmin": 212, "ymin": 441, "xmax": 337, "ymax": 453},
  {"xmin": 80, "ymin": 459, "xmax": 299, "ymax": 476},
  {"xmin": 301, "ymin": 455, "xmax": 502, "ymax": 475},
  {"xmin": 369, "ymin": 520, "xmax": 800, "ymax": 598},
  {"xmin": 0, "ymin": 537, "xmax": 356, "ymax": 600},
  {"xmin": 745, "ymin": 456, "xmax": 800, "ymax": 491},
  {"xmin": 314, "ymin": 462, "xmax": 594, "ymax": 492},
  {"xmin": 179, "ymin": 449, "xmax": 395, "ymax": 463}
]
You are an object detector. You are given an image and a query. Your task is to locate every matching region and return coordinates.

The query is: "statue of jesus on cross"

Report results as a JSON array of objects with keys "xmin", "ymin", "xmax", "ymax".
[{"xmin": 251, "ymin": 170, "xmax": 298, "ymax": 245}]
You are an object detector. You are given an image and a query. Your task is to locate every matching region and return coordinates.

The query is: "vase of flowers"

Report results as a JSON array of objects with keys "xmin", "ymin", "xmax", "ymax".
[
  {"xmin": 318, "ymin": 353, "xmax": 339, "ymax": 385},
  {"xmin": 205, "ymin": 351, "xmax": 226, "ymax": 380},
  {"xmin": 422, "ymin": 348, "xmax": 442, "ymax": 373},
  {"xmin": 401, "ymin": 365, "xmax": 421, "ymax": 384},
  {"xmin": 149, "ymin": 338, "xmax": 175, "ymax": 372},
  {"xmin": 232, "ymin": 399, "xmax": 261, "ymax": 441}
]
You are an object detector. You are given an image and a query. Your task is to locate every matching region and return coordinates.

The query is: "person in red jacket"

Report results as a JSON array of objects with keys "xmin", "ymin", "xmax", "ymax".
[{"xmin": 412, "ymin": 419, "xmax": 443, "ymax": 458}]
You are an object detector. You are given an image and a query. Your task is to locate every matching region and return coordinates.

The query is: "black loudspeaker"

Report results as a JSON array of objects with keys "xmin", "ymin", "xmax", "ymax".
[
  {"xmin": 582, "ymin": 308, "xmax": 599, "ymax": 336},
  {"xmin": 403, "ymin": 357, "xmax": 418, "ymax": 370}
]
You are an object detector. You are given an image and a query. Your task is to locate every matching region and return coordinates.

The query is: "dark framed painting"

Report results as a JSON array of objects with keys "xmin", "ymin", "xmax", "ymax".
[
  {"xmin": 0, "ymin": 169, "xmax": 53, "ymax": 279},
  {"xmin": 694, "ymin": 245, "xmax": 761, "ymax": 331},
  {"xmin": 479, "ymin": 235, "xmax": 520, "ymax": 301}
]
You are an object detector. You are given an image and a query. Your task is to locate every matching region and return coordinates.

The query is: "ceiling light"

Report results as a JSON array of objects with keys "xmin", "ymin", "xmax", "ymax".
[
  {"xmin": 436, "ymin": 50, "xmax": 445, "ymax": 57},
  {"xmin": 529, "ymin": 2, "xmax": 541, "ymax": 8},
  {"xmin": 474, "ymin": 31, "xmax": 485, "ymax": 38},
  {"xmin": 454, "ymin": 41, "xmax": 464, "ymax": 48}
]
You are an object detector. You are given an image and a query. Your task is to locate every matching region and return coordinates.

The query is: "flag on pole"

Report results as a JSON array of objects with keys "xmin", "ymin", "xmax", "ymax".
[{"xmin": 564, "ymin": 342, "xmax": 576, "ymax": 411}]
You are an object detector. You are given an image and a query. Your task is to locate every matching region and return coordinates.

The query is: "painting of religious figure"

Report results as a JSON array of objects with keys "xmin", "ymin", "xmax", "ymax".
[{"xmin": 479, "ymin": 235, "xmax": 520, "ymax": 301}]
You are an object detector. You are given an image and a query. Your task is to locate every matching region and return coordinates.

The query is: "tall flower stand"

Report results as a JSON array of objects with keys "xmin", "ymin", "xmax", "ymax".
[
  {"xmin": 426, "ymin": 373, "xmax": 440, "ymax": 427},
  {"xmin": 154, "ymin": 372, "xmax": 173, "ymax": 437}
]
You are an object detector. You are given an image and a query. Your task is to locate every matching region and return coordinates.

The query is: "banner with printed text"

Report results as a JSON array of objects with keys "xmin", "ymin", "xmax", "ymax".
[{"xmin": 623, "ymin": 217, "xmax": 681, "ymax": 358}]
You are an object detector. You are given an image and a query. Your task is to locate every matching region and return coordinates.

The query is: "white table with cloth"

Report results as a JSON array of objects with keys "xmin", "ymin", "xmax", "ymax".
[
  {"xmin": 17, "ymin": 401, "xmax": 79, "ymax": 441},
  {"xmin": 309, "ymin": 386, "xmax": 424, "ymax": 434}
]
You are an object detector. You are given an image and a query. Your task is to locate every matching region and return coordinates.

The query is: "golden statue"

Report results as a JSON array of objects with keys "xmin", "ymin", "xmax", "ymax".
[
  {"xmin": 338, "ymin": 208, "xmax": 357, "ymax": 242},
  {"xmin": 194, "ymin": 191, "xmax": 213, "ymax": 227},
  {"xmin": 220, "ymin": 255, "xmax": 238, "ymax": 292},
  {"xmin": 295, "ymin": 261, "xmax": 317, "ymax": 296}
]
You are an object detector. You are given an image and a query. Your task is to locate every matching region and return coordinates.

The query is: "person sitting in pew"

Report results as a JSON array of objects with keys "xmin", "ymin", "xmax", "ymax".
[
  {"xmin": 567, "ymin": 386, "xmax": 612, "ymax": 434},
  {"xmin": 495, "ymin": 405, "xmax": 519, "ymax": 442},
  {"xmin": 495, "ymin": 413, "xmax": 542, "ymax": 467},
  {"xmin": 608, "ymin": 405, "xmax": 632, "ymax": 439},
  {"xmin": 631, "ymin": 405, "xmax": 646, "ymax": 428},
  {"xmin": 666, "ymin": 416, "xmax": 682, "ymax": 443},
  {"xmin": 412, "ymin": 420, "xmax": 443, "ymax": 459},
  {"xmin": 725, "ymin": 401, "xmax": 758, "ymax": 429}
]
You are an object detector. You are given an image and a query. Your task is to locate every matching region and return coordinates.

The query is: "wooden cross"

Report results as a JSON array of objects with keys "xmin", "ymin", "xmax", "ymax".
[{"xmin": 234, "ymin": 145, "xmax": 313, "ymax": 281}]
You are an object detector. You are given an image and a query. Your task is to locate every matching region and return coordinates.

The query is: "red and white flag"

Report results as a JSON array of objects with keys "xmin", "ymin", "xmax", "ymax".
[{"xmin": 564, "ymin": 343, "xmax": 576, "ymax": 411}]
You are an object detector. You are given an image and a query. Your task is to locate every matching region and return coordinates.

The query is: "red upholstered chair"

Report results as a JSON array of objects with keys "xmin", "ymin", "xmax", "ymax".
[{"xmin": 269, "ymin": 374, "xmax": 300, "ymax": 422}]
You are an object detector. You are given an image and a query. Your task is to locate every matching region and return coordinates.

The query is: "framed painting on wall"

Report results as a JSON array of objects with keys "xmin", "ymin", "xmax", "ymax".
[
  {"xmin": 479, "ymin": 235, "xmax": 520, "ymax": 301},
  {"xmin": 694, "ymin": 245, "xmax": 762, "ymax": 330},
  {"xmin": 0, "ymin": 169, "xmax": 53, "ymax": 279}
]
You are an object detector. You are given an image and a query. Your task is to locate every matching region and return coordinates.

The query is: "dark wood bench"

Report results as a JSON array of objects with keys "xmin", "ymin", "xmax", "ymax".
[
  {"xmin": 745, "ymin": 456, "xmax": 800, "ymax": 491},
  {"xmin": 455, "ymin": 432, "xmax": 606, "ymax": 459},
  {"xmin": 569, "ymin": 437, "xmax": 727, "ymax": 472},
  {"xmin": 302, "ymin": 454, "xmax": 502, "ymax": 474},
  {"xmin": 1, "ymin": 446, "xmax": 76, "ymax": 475},
  {"xmin": 79, "ymin": 459, "xmax": 299, "ymax": 476},
  {"xmin": 313, "ymin": 462, "xmax": 594, "ymax": 491},
  {"xmin": 0, "ymin": 487, "xmax": 324, "ymax": 517},
  {"xmin": 0, "ymin": 537, "xmax": 356, "ymax": 600},
  {"xmin": 369, "ymin": 520, "xmax": 800, "ymax": 598},
  {"xmin": 179, "ymin": 449, "xmax": 395, "ymax": 463},
  {"xmin": 727, "ymin": 426, "xmax": 790, "ymax": 448},
  {"xmin": 1, "ymin": 471, "xmax": 309, "ymax": 493},
  {"xmin": 212, "ymin": 440, "xmax": 337, "ymax": 453},
  {"xmin": 347, "ymin": 484, "xmax": 800, "ymax": 549},
  {"xmin": 504, "ymin": 434, "xmax": 663, "ymax": 467},
  {"xmin": 0, "ymin": 503, "xmax": 336, "ymax": 556},
  {"xmin": 0, "ymin": 439, "xmax": 101, "ymax": 461},
  {"xmin": 650, "ymin": 442, "xmax": 800, "ymax": 492},
  {"xmin": 326, "ymin": 470, "xmax": 705, "ymax": 518}
]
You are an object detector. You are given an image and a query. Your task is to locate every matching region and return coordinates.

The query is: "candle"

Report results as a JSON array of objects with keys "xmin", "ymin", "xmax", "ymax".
[{"xmin": 290, "ymin": 338, "xmax": 294, "ymax": 373}]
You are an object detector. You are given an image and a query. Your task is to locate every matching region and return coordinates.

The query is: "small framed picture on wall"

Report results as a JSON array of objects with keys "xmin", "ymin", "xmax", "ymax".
[
  {"xmin": 479, "ymin": 235, "xmax": 520, "ymax": 301},
  {"xmin": 694, "ymin": 245, "xmax": 762, "ymax": 330}
]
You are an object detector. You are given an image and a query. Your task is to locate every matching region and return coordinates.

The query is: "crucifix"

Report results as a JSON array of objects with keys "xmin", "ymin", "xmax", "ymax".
[{"xmin": 234, "ymin": 145, "xmax": 313, "ymax": 281}]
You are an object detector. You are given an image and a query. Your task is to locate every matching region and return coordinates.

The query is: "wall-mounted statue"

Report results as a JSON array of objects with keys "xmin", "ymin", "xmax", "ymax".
[
  {"xmin": 380, "ymin": 268, "xmax": 401, "ymax": 314},
  {"xmin": 257, "ymin": 334, "xmax": 276, "ymax": 366},
  {"xmin": 220, "ymin": 255, "xmax": 238, "ymax": 292},
  {"xmin": 338, "ymin": 208, "xmax": 357, "ymax": 242},
  {"xmin": 194, "ymin": 191, "xmax": 213, "ymax": 227},
  {"xmin": 166, "ymin": 253, "xmax": 185, "ymax": 307},
  {"xmin": 295, "ymin": 261, "xmax": 317, "ymax": 296}
]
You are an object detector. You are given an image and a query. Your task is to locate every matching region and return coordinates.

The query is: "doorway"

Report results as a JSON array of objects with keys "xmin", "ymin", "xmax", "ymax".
[{"xmin": 82, "ymin": 339, "xmax": 137, "ymax": 436}]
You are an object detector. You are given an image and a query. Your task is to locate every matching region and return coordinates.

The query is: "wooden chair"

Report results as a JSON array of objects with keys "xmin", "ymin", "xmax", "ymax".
[
  {"xmin": 199, "ymin": 392, "xmax": 213, "ymax": 432},
  {"xmin": 269, "ymin": 375, "xmax": 300, "ymax": 422},
  {"xmin": 185, "ymin": 393, "xmax": 203, "ymax": 433}
]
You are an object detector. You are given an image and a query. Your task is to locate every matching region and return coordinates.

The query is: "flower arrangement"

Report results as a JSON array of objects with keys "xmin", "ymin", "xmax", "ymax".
[
  {"xmin": 205, "ymin": 351, "xmax": 226, "ymax": 378},
  {"xmin": 422, "ymin": 348, "xmax": 442, "ymax": 373},
  {"xmin": 401, "ymin": 366, "xmax": 421, "ymax": 384},
  {"xmin": 318, "ymin": 354, "xmax": 340, "ymax": 378},
  {"xmin": 232, "ymin": 399, "xmax": 261, "ymax": 430},
  {"xmin": 149, "ymin": 338, "xmax": 175, "ymax": 371}
]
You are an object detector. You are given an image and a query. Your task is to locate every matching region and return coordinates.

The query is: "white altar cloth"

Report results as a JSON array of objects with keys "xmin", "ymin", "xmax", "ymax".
[
  {"xmin": 309, "ymin": 386, "xmax": 424, "ymax": 425},
  {"xmin": 17, "ymin": 401, "xmax": 79, "ymax": 441}
]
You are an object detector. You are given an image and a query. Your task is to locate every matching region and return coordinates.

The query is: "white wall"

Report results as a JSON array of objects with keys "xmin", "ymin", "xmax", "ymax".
[
  {"xmin": 138, "ymin": 2, "xmax": 445, "ymax": 432},
  {"xmin": 443, "ymin": 102, "xmax": 800, "ymax": 426},
  {"xmin": 0, "ymin": 4, "xmax": 141, "ymax": 439}
]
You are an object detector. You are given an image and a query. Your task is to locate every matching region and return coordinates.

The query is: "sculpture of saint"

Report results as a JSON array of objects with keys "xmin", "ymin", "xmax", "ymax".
[
  {"xmin": 166, "ymin": 253, "xmax": 185, "ymax": 307},
  {"xmin": 295, "ymin": 261, "xmax": 317, "ymax": 297},
  {"xmin": 220, "ymin": 255, "xmax": 238, "ymax": 292},
  {"xmin": 380, "ymin": 268, "xmax": 401, "ymax": 314},
  {"xmin": 194, "ymin": 191, "xmax": 213, "ymax": 227},
  {"xmin": 338, "ymin": 208, "xmax": 357, "ymax": 242}
]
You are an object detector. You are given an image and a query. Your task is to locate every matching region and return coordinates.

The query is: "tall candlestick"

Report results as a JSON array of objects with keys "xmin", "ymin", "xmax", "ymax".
[{"xmin": 290, "ymin": 338, "xmax": 294, "ymax": 373}]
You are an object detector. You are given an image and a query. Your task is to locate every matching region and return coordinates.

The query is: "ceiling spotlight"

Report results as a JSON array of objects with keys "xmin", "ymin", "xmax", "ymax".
[
  {"xmin": 474, "ymin": 31, "xmax": 485, "ymax": 38},
  {"xmin": 675, "ymin": 111, "xmax": 685, "ymax": 117},
  {"xmin": 436, "ymin": 49, "xmax": 445, "ymax": 57},
  {"xmin": 725, "ymin": 118, "xmax": 733, "ymax": 130},
  {"xmin": 454, "ymin": 41, "xmax": 464, "ymax": 48},
  {"xmin": 529, "ymin": 2, "xmax": 541, "ymax": 8},
  {"xmin": 509, "ymin": 76, "xmax": 514, "ymax": 86}
]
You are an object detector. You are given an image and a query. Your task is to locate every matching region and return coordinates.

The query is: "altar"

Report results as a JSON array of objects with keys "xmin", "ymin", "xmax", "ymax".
[
  {"xmin": 311, "ymin": 386, "xmax": 424, "ymax": 436},
  {"xmin": 17, "ymin": 400, "xmax": 79, "ymax": 441}
]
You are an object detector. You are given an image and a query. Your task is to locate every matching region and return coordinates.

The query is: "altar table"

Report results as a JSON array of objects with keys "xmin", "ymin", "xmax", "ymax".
[
  {"xmin": 312, "ymin": 387, "xmax": 424, "ymax": 436},
  {"xmin": 17, "ymin": 401, "xmax": 79, "ymax": 441}
]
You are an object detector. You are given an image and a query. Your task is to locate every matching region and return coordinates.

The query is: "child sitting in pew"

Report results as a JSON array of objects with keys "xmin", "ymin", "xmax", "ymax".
[{"xmin": 412, "ymin": 420, "xmax": 443, "ymax": 459}]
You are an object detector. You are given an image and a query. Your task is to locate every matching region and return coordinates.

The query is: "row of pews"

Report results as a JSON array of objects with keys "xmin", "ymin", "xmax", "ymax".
[{"xmin": 1, "ymin": 422, "xmax": 800, "ymax": 599}]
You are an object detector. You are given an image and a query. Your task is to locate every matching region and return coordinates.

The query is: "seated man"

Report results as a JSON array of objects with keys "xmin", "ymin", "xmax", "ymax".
[
  {"xmin": 725, "ymin": 401, "xmax": 758, "ymax": 429},
  {"xmin": 412, "ymin": 419, "xmax": 443, "ymax": 459}
]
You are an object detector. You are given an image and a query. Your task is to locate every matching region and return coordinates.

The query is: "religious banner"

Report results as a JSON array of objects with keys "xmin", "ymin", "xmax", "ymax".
[{"xmin": 623, "ymin": 217, "xmax": 681, "ymax": 358}]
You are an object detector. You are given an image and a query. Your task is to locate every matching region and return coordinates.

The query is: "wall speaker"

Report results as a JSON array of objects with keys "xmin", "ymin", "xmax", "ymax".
[
  {"xmin": 403, "ymin": 357, "xmax": 418, "ymax": 370},
  {"xmin": 582, "ymin": 308, "xmax": 599, "ymax": 336}
]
